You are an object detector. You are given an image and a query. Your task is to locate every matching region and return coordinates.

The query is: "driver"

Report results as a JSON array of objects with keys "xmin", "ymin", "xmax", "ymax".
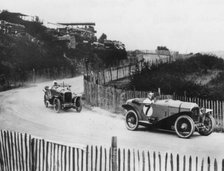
[{"xmin": 143, "ymin": 92, "xmax": 155, "ymax": 117}]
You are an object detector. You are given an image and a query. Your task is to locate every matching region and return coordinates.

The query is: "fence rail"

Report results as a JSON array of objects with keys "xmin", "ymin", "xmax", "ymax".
[{"xmin": 0, "ymin": 130, "xmax": 224, "ymax": 171}]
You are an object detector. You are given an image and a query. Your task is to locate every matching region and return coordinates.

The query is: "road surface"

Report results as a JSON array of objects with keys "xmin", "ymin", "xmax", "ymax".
[{"xmin": 0, "ymin": 76, "xmax": 224, "ymax": 162}]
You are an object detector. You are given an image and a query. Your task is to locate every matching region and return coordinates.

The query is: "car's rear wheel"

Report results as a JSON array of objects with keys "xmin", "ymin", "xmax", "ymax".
[
  {"xmin": 198, "ymin": 115, "xmax": 215, "ymax": 136},
  {"xmin": 44, "ymin": 95, "xmax": 48, "ymax": 108},
  {"xmin": 125, "ymin": 110, "xmax": 139, "ymax": 131},
  {"xmin": 53, "ymin": 98, "xmax": 61, "ymax": 113},
  {"xmin": 174, "ymin": 115, "xmax": 195, "ymax": 138}
]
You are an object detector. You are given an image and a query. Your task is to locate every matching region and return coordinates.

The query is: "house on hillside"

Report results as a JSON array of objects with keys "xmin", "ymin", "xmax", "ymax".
[
  {"xmin": 140, "ymin": 47, "xmax": 179, "ymax": 63},
  {"xmin": 156, "ymin": 46, "xmax": 171, "ymax": 56},
  {"xmin": 127, "ymin": 50, "xmax": 144, "ymax": 62},
  {"xmin": 54, "ymin": 22, "xmax": 97, "ymax": 49},
  {"xmin": 92, "ymin": 39, "xmax": 125, "ymax": 50},
  {"xmin": 0, "ymin": 20, "xmax": 25, "ymax": 35}
]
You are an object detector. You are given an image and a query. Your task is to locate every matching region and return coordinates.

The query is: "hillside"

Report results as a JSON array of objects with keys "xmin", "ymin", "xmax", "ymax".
[
  {"xmin": 130, "ymin": 53, "xmax": 224, "ymax": 100},
  {"xmin": 0, "ymin": 11, "xmax": 78, "ymax": 83},
  {"xmin": 203, "ymin": 51, "xmax": 224, "ymax": 59},
  {"xmin": 0, "ymin": 10, "xmax": 127, "ymax": 89}
]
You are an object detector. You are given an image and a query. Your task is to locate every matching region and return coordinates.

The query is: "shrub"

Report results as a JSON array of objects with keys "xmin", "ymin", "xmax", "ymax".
[{"xmin": 130, "ymin": 53, "xmax": 224, "ymax": 100}]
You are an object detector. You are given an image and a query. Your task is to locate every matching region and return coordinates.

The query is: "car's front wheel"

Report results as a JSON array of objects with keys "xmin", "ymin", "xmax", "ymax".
[
  {"xmin": 174, "ymin": 115, "xmax": 195, "ymax": 138},
  {"xmin": 53, "ymin": 98, "xmax": 61, "ymax": 113},
  {"xmin": 75, "ymin": 98, "xmax": 82, "ymax": 112},
  {"xmin": 125, "ymin": 110, "xmax": 139, "ymax": 131},
  {"xmin": 198, "ymin": 115, "xmax": 215, "ymax": 136}
]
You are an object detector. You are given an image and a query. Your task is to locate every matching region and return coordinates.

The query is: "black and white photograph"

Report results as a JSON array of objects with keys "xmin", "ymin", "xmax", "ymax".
[{"xmin": 0, "ymin": 0, "xmax": 224, "ymax": 170}]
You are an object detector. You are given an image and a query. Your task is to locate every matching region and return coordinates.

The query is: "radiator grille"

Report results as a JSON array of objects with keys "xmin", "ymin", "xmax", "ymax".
[
  {"xmin": 64, "ymin": 92, "xmax": 72, "ymax": 103},
  {"xmin": 191, "ymin": 107, "xmax": 200, "ymax": 121}
]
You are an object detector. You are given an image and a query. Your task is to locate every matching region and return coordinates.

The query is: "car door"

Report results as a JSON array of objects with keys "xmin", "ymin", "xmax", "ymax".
[{"xmin": 150, "ymin": 101, "xmax": 169, "ymax": 120}]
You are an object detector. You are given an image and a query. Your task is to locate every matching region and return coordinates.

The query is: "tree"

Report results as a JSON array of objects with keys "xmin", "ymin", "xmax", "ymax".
[
  {"xmin": 98, "ymin": 33, "xmax": 107, "ymax": 44},
  {"xmin": 157, "ymin": 46, "xmax": 169, "ymax": 51}
]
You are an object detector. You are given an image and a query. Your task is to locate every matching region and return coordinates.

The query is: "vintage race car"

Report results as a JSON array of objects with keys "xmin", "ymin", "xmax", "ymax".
[
  {"xmin": 43, "ymin": 83, "xmax": 82, "ymax": 113},
  {"xmin": 122, "ymin": 98, "xmax": 215, "ymax": 138}
]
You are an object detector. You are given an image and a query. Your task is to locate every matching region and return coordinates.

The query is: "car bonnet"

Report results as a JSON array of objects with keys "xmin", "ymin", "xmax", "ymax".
[{"xmin": 155, "ymin": 99, "xmax": 199, "ymax": 111}]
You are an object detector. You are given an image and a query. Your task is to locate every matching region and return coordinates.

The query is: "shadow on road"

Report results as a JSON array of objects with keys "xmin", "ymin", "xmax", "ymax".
[{"xmin": 137, "ymin": 126, "xmax": 201, "ymax": 139}]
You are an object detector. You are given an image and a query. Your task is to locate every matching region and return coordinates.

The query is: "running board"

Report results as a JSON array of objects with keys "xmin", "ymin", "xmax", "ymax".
[{"xmin": 139, "ymin": 120, "xmax": 152, "ymax": 125}]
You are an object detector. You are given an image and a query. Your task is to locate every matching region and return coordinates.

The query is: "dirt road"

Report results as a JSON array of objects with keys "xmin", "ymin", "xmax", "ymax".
[{"xmin": 0, "ymin": 76, "xmax": 224, "ymax": 161}]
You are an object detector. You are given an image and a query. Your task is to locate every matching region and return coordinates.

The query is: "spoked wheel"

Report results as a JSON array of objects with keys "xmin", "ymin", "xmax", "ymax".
[
  {"xmin": 174, "ymin": 115, "xmax": 195, "ymax": 138},
  {"xmin": 198, "ymin": 115, "xmax": 215, "ymax": 136},
  {"xmin": 44, "ymin": 95, "xmax": 48, "ymax": 108},
  {"xmin": 53, "ymin": 98, "xmax": 61, "ymax": 113},
  {"xmin": 125, "ymin": 110, "xmax": 139, "ymax": 131},
  {"xmin": 75, "ymin": 98, "xmax": 82, "ymax": 112}
]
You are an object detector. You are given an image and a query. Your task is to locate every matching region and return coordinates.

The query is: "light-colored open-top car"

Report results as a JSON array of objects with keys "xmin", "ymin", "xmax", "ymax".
[{"xmin": 122, "ymin": 98, "xmax": 215, "ymax": 138}]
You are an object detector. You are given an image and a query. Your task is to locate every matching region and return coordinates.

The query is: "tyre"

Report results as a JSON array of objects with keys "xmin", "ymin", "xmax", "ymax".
[
  {"xmin": 76, "ymin": 105, "xmax": 82, "ymax": 112},
  {"xmin": 198, "ymin": 115, "xmax": 215, "ymax": 136},
  {"xmin": 174, "ymin": 115, "xmax": 195, "ymax": 138},
  {"xmin": 53, "ymin": 98, "xmax": 61, "ymax": 113},
  {"xmin": 125, "ymin": 110, "xmax": 139, "ymax": 131},
  {"xmin": 44, "ymin": 95, "xmax": 48, "ymax": 108},
  {"xmin": 75, "ymin": 98, "xmax": 82, "ymax": 112}
]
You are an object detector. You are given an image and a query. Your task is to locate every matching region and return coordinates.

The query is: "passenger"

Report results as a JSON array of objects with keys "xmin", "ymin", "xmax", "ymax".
[{"xmin": 143, "ymin": 92, "xmax": 155, "ymax": 117}]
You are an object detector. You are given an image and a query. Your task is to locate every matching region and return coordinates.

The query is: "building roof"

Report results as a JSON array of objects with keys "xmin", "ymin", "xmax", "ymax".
[{"xmin": 57, "ymin": 22, "xmax": 95, "ymax": 26}]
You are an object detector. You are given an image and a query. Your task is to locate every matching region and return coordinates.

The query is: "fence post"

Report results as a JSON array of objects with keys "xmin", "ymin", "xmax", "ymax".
[
  {"xmin": 110, "ymin": 68, "xmax": 112, "ymax": 82},
  {"xmin": 111, "ymin": 137, "xmax": 117, "ymax": 171},
  {"xmin": 32, "ymin": 68, "xmax": 36, "ymax": 83},
  {"xmin": 170, "ymin": 153, "xmax": 173, "ymax": 171},
  {"xmin": 158, "ymin": 88, "xmax": 161, "ymax": 96},
  {"xmin": 214, "ymin": 159, "xmax": 218, "ymax": 171},
  {"xmin": 117, "ymin": 67, "xmax": 119, "ymax": 80},
  {"xmin": 103, "ymin": 70, "xmax": 105, "ymax": 84},
  {"xmin": 207, "ymin": 157, "xmax": 210, "ymax": 171},
  {"xmin": 113, "ymin": 87, "xmax": 116, "ymax": 113},
  {"xmin": 222, "ymin": 159, "xmax": 224, "ymax": 171},
  {"xmin": 176, "ymin": 154, "xmax": 179, "ymax": 171},
  {"xmin": 86, "ymin": 146, "xmax": 89, "ymax": 171}
]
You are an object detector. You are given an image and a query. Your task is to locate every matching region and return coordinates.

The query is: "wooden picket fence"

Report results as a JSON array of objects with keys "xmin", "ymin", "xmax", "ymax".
[
  {"xmin": 0, "ymin": 130, "xmax": 224, "ymax": 171},
  {"xmin": 0, "ymin": 130, "xmax": 85, "ymax": 171},
  {"xmin": 85, "ymin": 145, "xmax": 224, "ymax": 171},
  {"xmin": 87, "ymin": 61, "xmax": 144, "ymax": 85},
  {"xmin": 87, "ymin": 57, "xmax": 172, "ymax": 85},
  {"xmin": 84, "ymin": 78, "xmax": 172, "ymax": 113},
  {"xmin": 84, "ymin": 78, "xmax": 224, "ymax": 131},
  {"xmin": 0, "ymin": 130, "xmax": 32, "ymax": 171}
]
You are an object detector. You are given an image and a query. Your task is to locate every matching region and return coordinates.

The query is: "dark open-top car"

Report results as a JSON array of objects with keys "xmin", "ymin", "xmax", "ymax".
[
  {"xmin": 43, "ymin": 83, "xmax": 82, "ymax": 113},
  {"xmin": 122, "ymin": 98, "xmax": 215, "ymax": 138}
]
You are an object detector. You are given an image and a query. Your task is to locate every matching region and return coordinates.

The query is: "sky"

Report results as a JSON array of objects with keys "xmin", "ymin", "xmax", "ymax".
[{"xmin": 1, "ymin": 0, "xmax": 224, "ymax": 53}]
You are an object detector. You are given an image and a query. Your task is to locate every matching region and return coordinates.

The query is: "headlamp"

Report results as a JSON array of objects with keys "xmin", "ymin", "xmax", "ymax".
[{"xmin": 200, "ymin": 107, "xmax": 206, "ymax": 114}]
